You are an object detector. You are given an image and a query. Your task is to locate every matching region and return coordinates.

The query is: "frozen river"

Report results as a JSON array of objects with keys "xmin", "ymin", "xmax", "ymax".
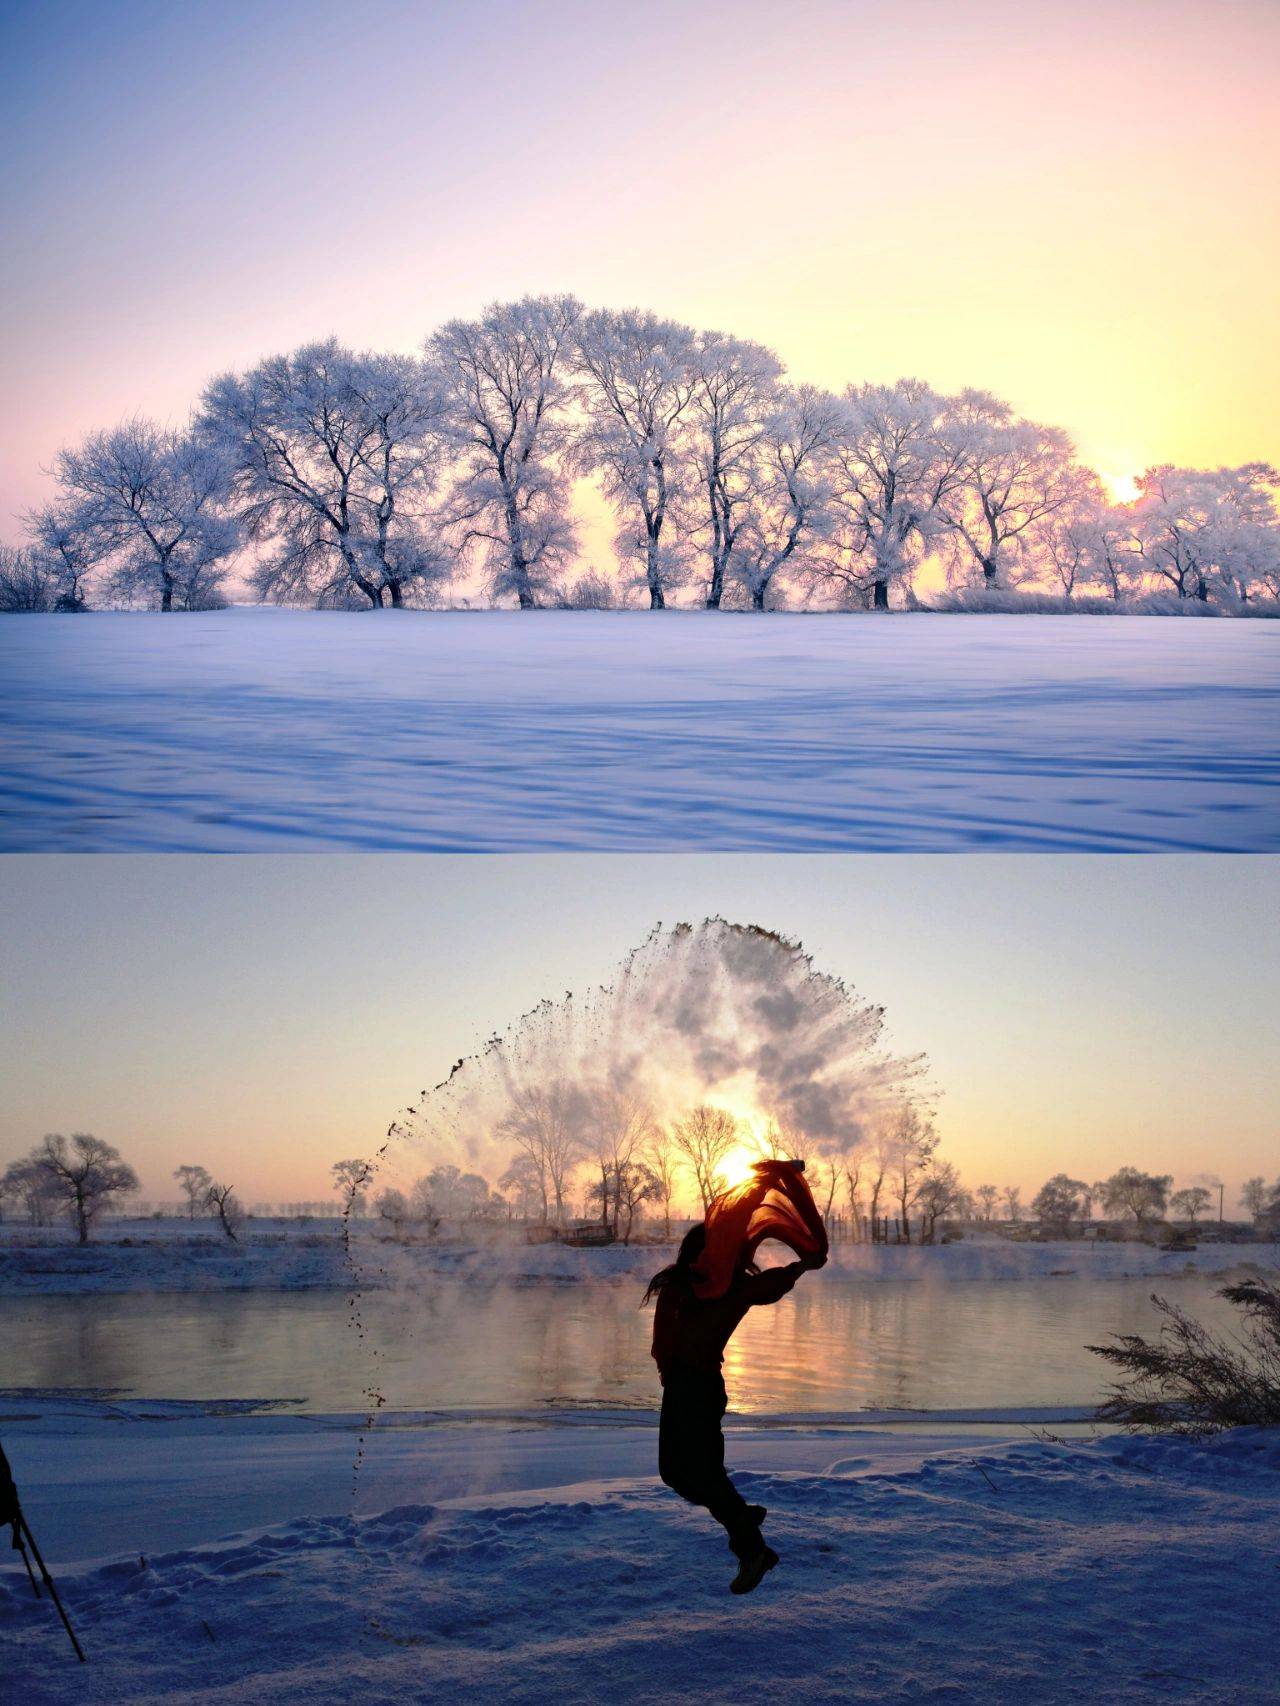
[
  {"xmin": 0, "ymin": 1270, "xmax": 1244, "ymax": 1415},
  {"xmin": 2, "ymin": 609, "xmax": 1276, "ymax": 851}
]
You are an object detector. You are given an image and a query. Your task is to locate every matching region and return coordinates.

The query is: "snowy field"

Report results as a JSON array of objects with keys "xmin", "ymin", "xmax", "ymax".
[
  {"xmin": 0, "ymin": 1220, "xmax": 1269, "ymax": 1294},
  {"xmin": 2, "ymin": 610, "xmax": 1277, "ymax": 851},
  {"xmin": 4, "ymin": 1395, "xmax": 1277, "ymax": 1704}
]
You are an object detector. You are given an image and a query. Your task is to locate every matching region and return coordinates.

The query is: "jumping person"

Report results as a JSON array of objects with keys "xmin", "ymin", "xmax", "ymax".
[{"xmin": 645, "ymin": 1219, "xmax": 825, "ymax": 1594}]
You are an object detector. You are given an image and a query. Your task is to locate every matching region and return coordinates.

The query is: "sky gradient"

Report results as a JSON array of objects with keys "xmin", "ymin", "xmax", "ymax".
[
  {"xmin": 0, "ymin": 855, "xmax": 1275, "ymax": 1207},
  {"xmin": 3, "ymin": 0, "xmax": 1278, "ymax": 538}
]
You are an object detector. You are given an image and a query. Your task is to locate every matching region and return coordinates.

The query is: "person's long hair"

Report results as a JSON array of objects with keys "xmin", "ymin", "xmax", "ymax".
[{"xmin": 643, "ymin": 1223, "xmax": 707, "ymax": 1305}]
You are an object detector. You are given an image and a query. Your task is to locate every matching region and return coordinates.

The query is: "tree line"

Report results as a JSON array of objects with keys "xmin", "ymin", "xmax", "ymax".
[
  {"xmin": 4, "ymin": 1133, "xmax": 1275, "ymax": 1246},
  {"xmin": 3, "ymin": 296, "xmax": 1277, "ymax": 615}
]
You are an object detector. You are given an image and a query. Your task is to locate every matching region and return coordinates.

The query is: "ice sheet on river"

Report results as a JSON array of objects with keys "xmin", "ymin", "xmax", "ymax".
[{"xmin": 2, "ymin": 610, "xmax": 1276, "ymax": 850}]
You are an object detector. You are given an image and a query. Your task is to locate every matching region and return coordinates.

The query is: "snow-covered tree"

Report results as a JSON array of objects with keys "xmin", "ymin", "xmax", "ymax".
[
  {"xmin": 1039, "ymin": 473, "xmax": 1141, "ymax": 599},
  {"xmin": 340, "ymin": 352, "xmax": 453, "ymax": 607},
  {"xmin": 573, "ymin": 308, "xmax": 698, "ymax": 609},
  {"xmin": 938, "ymin": 392, "xmax": 1080, "ymax": 589},
  {"xmin": 0, "ymin": 1157, "xmax": 63, "ymax": 1226},
  {"xmin": 499, "ymin": 1154, "xmax": 545, "ymax": 1222},
  {"xmin": 203, "ymin": 342, "xmax": 448, "ymax": 608},
  {"xmin": 822, "ymin": 379, "xmax": 962, "ymax": 609},
  {"xmin": 685, "ymin": 331, "xmax": 783, "ymax": 608},
  {"xmin": 374, "ymin": 1187, "xmax": 409, "ymax": 1235},
  {"xmin": 729, "ymin": 384, "xmax": 843, "ymax": 610},
  {"xmin": 430, "ymin": 295, "xmax": 581, "ymax": 608},
  {"xmin": 412, "ymin": 1163, "xmax": 493, "ymax": 1221},
  {"xmin": 331, "ymin": 1157, "xmax": 370, "ymax": 1217},
  {"xmin": 1128, "ymin": 463, "xmax": 1280, "ymax": 603},
  {"xmin": 26, "ymin": 504, "xmax": 100, "ymax": 610},
  {"xmin": 0, "ymin": 546, "xmax": 61, "ymax": 612},
  {"xmin": 51, "ymin": 419, "xmax": 237, "ymax": 610},
  {"xmin": 26, "ymin": 1132, "xmax": 138, "ymax": 1244}
]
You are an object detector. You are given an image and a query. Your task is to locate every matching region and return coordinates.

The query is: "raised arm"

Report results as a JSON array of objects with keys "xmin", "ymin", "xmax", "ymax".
[{"xmin": 742, "ymin": 1259, "xmax": 812, "ymax": 1306}]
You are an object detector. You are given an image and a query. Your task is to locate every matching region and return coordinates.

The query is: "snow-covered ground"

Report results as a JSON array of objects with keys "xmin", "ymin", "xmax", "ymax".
[
  {"xmin": 4, "ymin": 1395, "xmax": 1277, "ymax": 1704},
  {"xmin": 1, "ymin": 1220, "xmax": 1271, "ymax": 1294},
  {"xmin": 2, "ymin": 609, "xmax": 1276, "ymax": 851}
]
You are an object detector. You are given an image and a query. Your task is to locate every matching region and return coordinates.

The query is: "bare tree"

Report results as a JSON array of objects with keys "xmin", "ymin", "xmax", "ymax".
[
  {"xmin": 52, "ymin": 419, "xmax": 237, "ymax": 610},
  {"xmin": 974, "ymin": 1184, "xmax": 1000, "ymax": 1222},
  {"xmin": 1099, "ymin": 1167, "xmax": 1172, "ymax": 1227},
  {"xmin": 28, "ymin": 1133, "xmax": 138, "ymax": 1244},
  {"xmin": 886, "ymin": 1106, "xmax": 937, "ymax": 1243},
  {"xmin": 915, "ymin": 1159, "xmax": 964, "ymax": 1243},
  {"xmin": 612, "ymin": 1161, "xmax": 661, "ymax": 1243},
  {"xmin": 670, "ymin": 1105, "xmax": 740, "ymax": 1212},
  {"xmin": 865, "ymin": 1126, "xmax": 893, "ymax": 1241},
  {"xmin": 498, "ymin": 1081, "xmax": 588, "ymax": 1226},
  {"xmin": 1031, "ymin": 1174, "xmax": 1090, "ymax": 1236},
  {"xmin": 430, "ymin": 295, "xmax": 581, "ymax": 608},
  {"xmin": 573, "ymin": 308, "xmax": 697, "ymax": 609},
  {"xmin": 644, "ymin": 1127, "xmax": 683, "ymax": 1238},
  {"xmin": 1001, "ymin": 1185, "xmax": 1023, "ymax": 1224},
  {"xmin": 1170, "ymin": 1186, "xmax": 1213, "ymax": 1225},
  {"xmin": 174, "ymin": 1164, "xmax": 213, "ymax": 1221},
  {"xmin": 586, "ymin": 1089, "xmax": 654, "ymax": 1234},
  {"xmin": 204, "ymin": 1180, "xmax": 244, "ymax": 1241},
  {"xmin": 843, "ymin": 1155, "xmax": 864, "ymax": 1241},
  {"xmin": 1240, "ymin": 1177, "xmax": 1277, "ymax": 1222}
]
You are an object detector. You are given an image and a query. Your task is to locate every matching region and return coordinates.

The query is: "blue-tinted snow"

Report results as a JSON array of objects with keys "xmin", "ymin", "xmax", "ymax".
[{"xmin": 1, "ymin": 609, "xmax": 1276, "ymax": 851}]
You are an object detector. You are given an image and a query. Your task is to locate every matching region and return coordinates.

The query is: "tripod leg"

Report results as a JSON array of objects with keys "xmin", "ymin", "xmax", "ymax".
[
  {"xmin": 10, "ymin": 1524, "xmax": 41, "ymax": 1598},
  {"xmin": 17, "ymin": 1515, "xmax": 86, "ymax": 1663}
]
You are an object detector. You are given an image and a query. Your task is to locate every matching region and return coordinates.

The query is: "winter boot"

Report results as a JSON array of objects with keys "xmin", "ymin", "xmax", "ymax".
[{"xmin": 730, "ymin": 1542, "xmax": 779, "ymax": 1595}]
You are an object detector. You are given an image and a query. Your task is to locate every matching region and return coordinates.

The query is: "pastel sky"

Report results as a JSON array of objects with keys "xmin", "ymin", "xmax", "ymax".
[
  {"xmin": 3, "ymin": 0, "xmax": 1278, "ymax": 538},
  {"xmin": 1, "ymin": 856, "xmax": 1275, "ymax": 1207}
]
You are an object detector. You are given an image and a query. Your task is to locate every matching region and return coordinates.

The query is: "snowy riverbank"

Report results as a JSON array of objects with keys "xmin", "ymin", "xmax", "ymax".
[
  {"xmin": 3, "ymin": 1394, "xmax": 1276, "ymax": 1704},
  {"xmin": 1, "ymin": 1222, "xmax": 1273, "ymax": 1295},
  {"xmin": 3, "ymin": 608, "xmax": 1277, "ymax": 852}
]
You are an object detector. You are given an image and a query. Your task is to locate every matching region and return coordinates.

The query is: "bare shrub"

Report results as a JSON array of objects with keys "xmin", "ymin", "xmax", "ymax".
[{"xmin": 1089, "ymin": 1276, "xmax": 1280, "ymax": 1436}]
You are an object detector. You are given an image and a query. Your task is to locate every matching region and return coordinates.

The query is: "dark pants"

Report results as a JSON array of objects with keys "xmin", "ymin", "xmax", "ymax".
[{"xmin": 658, "ymin": 1367, "xmax": 760, "ymax": 1558}]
